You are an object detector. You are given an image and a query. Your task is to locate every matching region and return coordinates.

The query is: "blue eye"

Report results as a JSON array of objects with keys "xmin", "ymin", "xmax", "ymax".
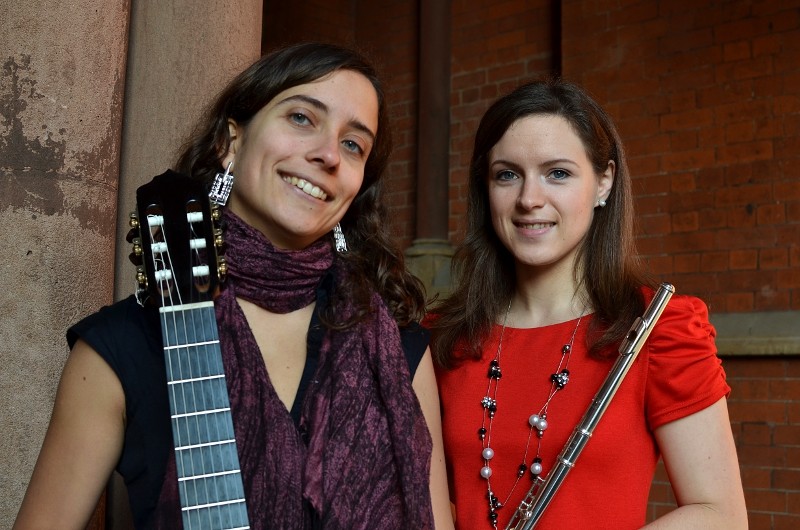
[
  {"xmin": 290, "ymin": 112, "xmax": 311, "ymax": 125},
  {"xmin": 496, "ymin": 170, "xmax": 518, "ymax": 181},
  {"xmin": 549, "ymin": 169, "xmax": 569, "ymax": 180},
  {"xmin": 342, "ymin": 139, "xmax": 364, "ymax": 155}
]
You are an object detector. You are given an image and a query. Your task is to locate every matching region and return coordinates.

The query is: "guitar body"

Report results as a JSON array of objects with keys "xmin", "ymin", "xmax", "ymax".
[{"xmin": 132, "ymin": 170, "xmax": 250, "ymax": 529}]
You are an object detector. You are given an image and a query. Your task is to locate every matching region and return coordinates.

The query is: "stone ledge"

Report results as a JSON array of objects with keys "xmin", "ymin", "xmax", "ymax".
[{"xmin": 710, "ymin": 311, "xmax": 800, "ymax": 356}]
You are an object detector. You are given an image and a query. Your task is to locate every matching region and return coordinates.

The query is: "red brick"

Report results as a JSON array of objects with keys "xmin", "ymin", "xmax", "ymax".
[
  {"xmin": 746, "ymin": 512, "xmax": 773, "ymax": 530},
  {"xmin": 701, "ymin": 251, "xmax": 729, "ymax": 272},
  {"xmin": 791, "ymin": 244, "xmax": 800, "ymax": 267},
  {"xmin": 723, "ymin": 40, "xmax": 752, "ymax": 62},
  {"xmin": 717, "ymin": 140, "xmax": 775, "ymax": 165},
  {"xmin": 660, "ymin": 107, "xmax": 715, "ymax": 131},
  {"xmin": 673, "ymin": 253, "xmax": 700, "ymax": 273},
  {"xmin": 777, "ymin": 268, "xmax": 800, "ymax": 289},
  {"xmin": 775, "ymin": 514, "xmax": 800, "ymax": 530},
  {"xmin": 671, "ymin": 211, "xmax": 699, "ymax": 232},
  {"xmin": 757, "ymin": 203, "xmax": 786, "ymax": 225},
  {"xmin": 760, "ymin": 247, "xmax": 788, "ymax": 269},
  {"xmin": 662, "ymin": 149, "xmax": 717, "ymax": 172},
  {"xmin": 744, "ymin": 487, "xmax": 789, "ymax": 512},
  {"xmin": 730, "ymin": 249, "xmax": 758, "ymax": 270},
  {"xmin": 740, "ymin": 466, "xmax": 772, "ymax": 488},
  {"xmin": 740, "ymin": 422, "xmax": 773, "ymax": 445},
  {"xmin": 725, "ymin": 292, "xmax": 754, "ymax": 312},
  {"xmin": 726, "ymin": 358, "xmax": 789, "ymax": 379}
]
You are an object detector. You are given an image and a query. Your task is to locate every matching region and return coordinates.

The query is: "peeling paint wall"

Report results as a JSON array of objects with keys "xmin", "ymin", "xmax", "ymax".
[
  {"xmin": 1, "ymin": 0, "xmax": 262, "ymax": 526},
  {"xmin": 0, "ymin": 0, "xmax": 130, "ymax": 524}
]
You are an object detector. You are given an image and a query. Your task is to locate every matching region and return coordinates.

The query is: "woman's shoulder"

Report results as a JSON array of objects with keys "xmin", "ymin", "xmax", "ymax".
[
  {"xmin": 638, "ymin": 284, "xmax": 718, "ymax": 362},
  {"xmin": 66, "ymin": 295, "xmax": 163, "ymax": 383},
  {"xmin": 67, "ymin": 295, "xmax": 157, "ymax": 346},
  {"xmin": 641, "ymin": 285, "xmax": 712, "ymax": 330}
]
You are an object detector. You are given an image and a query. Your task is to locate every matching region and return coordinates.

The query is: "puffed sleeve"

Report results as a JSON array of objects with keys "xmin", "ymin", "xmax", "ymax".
[{"xmin": 644, "ymin": 293, "xmax": 731, "ymax": 431}]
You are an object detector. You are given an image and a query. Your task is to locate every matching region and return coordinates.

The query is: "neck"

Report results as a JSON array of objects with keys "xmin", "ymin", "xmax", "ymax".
[{"xmin": 510, "ymin": 263, "xmax": 589, "ymax": 327}]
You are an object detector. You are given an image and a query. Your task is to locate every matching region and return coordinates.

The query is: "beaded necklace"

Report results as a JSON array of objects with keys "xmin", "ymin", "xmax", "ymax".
[{"xmin": 478, "ymin": 301, "xmax": 584, "ymax": 528}]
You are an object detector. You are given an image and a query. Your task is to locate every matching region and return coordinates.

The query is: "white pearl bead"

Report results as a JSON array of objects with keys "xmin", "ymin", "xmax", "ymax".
[
  {"xmin": 537, "ymin": 418, "xmax": 548, "ymax": 431},
  {"xmin": 482, "ymin": 447, "xmax": 495, "ymax": 460},
  {"xmin": 480, "ymin": 466, "xmax": 493, "ymax": 479},
  {"xmin": 530, "ymin": 462, "xmax": 543, "ymax": 475},
  {"xmin": 528, "ymin": 414, "xmax": 540, "ymax": 427}
]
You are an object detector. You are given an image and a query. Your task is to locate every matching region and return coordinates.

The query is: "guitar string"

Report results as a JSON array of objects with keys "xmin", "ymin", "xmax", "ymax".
[
  {"xmin": 153, "ymin": 214, "xmax": 203, "ymax": 528},
  {"xmin": 183, "ymin": 216, "xmax": 215, "ymax": 528},
  {"xmin": 152, "ymin": 209, "xmax": 248, "ymax": 528},
  {"xmin": 189, "ymin": 216, "xmax": 226, "ymax": 526}
]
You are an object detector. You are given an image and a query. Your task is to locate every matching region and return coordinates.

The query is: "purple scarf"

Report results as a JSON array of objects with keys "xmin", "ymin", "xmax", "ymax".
[{"xmin": 155, "ymin": 210, "xmax": 433, "ymax": 529}]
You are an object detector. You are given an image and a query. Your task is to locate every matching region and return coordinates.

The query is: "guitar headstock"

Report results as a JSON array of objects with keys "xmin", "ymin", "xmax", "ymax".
[{"xmin": 128, "ymin": 170, "xmax": 226, "ymax": 307}]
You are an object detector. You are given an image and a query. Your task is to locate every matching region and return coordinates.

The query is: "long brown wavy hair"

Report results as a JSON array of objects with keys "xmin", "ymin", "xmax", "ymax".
[
  {"xmin": 430, "ymin": 79, "xmax": 654, "ymax": 368},
  {"xmin": 175, "ymin": 42, "xmax": 425, "ymax": 327}
]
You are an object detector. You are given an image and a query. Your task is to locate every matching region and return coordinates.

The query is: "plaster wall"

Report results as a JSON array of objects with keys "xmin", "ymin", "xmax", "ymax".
[{"xmin": 0, "ymin": 1, "xmax": 130, "ymax": 524}]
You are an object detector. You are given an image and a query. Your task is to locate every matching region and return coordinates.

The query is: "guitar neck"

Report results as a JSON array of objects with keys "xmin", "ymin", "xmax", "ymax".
[{"xmin": 160, "ymin": 302, "xmax": 250, "ymax": 530}]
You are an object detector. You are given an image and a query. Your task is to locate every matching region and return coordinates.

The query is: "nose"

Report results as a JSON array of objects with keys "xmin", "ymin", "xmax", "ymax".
[
  {"xmin": 307, "ymin": 133, "xmax": 340, "ymax": 172},
  {"xmin": 517, "ymin": 177, "xmax": 545, "ymax": 210}
]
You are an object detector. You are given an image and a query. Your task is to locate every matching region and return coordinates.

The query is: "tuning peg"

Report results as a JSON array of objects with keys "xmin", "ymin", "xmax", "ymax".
[
  {"xmin": 211, "ymin": 204, "xmax": 222, "ymax": 222},
  {"xmin": 214, "ymin": 228, "xmax": 225, "ymax": 250},
  {"xmin": 129, "ymin": 212, "xmax": 139, "ymax": 229},
  {"xmin": 217, "ymin": 257, "xmax": 228, "ymax": 281},
  {"xmin": 136, "ymin": 266, "xmax": 148, "ymax": 290}
]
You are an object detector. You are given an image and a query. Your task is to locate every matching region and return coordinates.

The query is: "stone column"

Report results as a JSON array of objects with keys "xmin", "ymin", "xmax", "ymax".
[
  {"xmin": 406, "ymin": 0, "xmax": 455, "ymax": 299},
  {"xmin": 0, "ymin": 0, "xmax": 130, "ymax": 526}
]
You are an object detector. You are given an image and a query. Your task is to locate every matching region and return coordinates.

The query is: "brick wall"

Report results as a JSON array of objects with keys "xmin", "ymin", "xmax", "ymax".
[
  {"xmin": 556, "ymin": 2, "xmax": 800, "ymax": 527},
  {"xmin": 265, "ymin": 1, "xmax": 799, "ymax": 527},
  {"xmin": 560, "ymin": 0, "xmax": 800, "ymax": 314}
]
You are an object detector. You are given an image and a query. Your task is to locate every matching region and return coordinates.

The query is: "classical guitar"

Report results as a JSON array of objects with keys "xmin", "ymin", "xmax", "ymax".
[{"xmin": 130, "ymin": 169, "xmax": 250, "ymax": 529}]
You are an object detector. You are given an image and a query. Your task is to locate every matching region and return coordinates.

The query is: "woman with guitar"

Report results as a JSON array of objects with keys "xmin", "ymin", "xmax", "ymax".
[{"xmin": 16, "ymin": 42, "xmax": 453, "ymax": 530}]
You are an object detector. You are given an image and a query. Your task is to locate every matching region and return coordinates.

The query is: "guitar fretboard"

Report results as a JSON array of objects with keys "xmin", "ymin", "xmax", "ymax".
[{"xmin": 161, "ymin": 302, "xmax": 250, "ymax": 530}]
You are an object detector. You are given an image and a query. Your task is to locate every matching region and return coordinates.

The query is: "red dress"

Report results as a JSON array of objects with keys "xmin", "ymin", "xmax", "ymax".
[{"xmin": 434, "ymin": 293, "xmax": 730, "ymax": 530}]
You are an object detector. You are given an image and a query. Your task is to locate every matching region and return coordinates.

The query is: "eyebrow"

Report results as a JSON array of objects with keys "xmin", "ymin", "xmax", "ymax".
[
  {"xmin": 490, "ymin": 157, "xmax": 579, "ymax": 169},
  {"xmin": 277, "ymin": 94, "xmax": 377, "ymax": 143}
]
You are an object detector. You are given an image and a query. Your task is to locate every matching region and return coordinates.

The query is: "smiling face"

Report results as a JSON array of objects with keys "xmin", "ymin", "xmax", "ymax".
[
  {"xmin": 222, "ymin": 69, "xmax": 379, "ymax": 250},
  {"xmin": 487, "ymin": 114, "xmax": 614, "ymax": 280}
]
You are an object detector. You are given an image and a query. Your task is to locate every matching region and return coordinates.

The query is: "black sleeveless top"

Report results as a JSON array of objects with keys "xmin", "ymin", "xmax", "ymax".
[{"xmin": 67, "ymin": 288, "xmax": 428, "ymax": 528}]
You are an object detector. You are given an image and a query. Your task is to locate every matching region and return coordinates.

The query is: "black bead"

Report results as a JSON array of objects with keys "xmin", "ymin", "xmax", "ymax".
[
  {"xmin": 550, "ymin": 368, "xmax": 570, "ymax": 389},
  {"xmin": 518, "ymin": 463, "xmax": 527, "ymax": 476},
  {"xmin": 478, "ymin": 427, "xmax": 487, "ymax": 440},
  {"xmin": 488, "ymin": 360, "xmax": 502, "ymax": 379},
  {"xmin": 562, "ymin": 343, "xmax": 571, "ymax": 355}
]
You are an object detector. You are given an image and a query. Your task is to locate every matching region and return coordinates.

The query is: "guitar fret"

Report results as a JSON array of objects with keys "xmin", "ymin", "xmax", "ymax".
[
  {"xmin": 164, "ymin": 339, "xmax": 220, "ymax": 351},
  {"xmin": 181, "ymin": 498, "xmax": 247, "ymax": 512},
  {"xmin": 179, "ymin": 468, "xmax": 244, "ymax": 482},
  {"xmin": 172, "ymin": 407, "xmax": 231, "ymax": 419},
  {"xmin": 176, "ymin": 438, "xmax": 237, "ymax": 451},
  {"xmin": 160, "ymin": 301, "xmax": 215, "ymax": 312},
  {"xmin": 168, "ymin": 374, "xmax": 225, "ymax": 385}
]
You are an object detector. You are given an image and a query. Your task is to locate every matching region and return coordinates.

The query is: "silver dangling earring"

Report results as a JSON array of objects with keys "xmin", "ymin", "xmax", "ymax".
[
  {"xmin": 333, "ymin": 223, "xmax": 348, "ymax": 253},
  {"xmin": 209, "ymin": 161, "xmax": 234, "ymax": 206}
]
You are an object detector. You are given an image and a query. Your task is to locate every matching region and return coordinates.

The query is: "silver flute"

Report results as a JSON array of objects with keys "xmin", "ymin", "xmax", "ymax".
[{"xmin": 505, "ymin": 283, "xmax": 675, "ymax": 530}]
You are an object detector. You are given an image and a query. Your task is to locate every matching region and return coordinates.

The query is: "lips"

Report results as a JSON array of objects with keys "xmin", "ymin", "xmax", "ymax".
[{"xmin": 282, "ymin": 175, "xmax": 328, "ymax": 200}]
